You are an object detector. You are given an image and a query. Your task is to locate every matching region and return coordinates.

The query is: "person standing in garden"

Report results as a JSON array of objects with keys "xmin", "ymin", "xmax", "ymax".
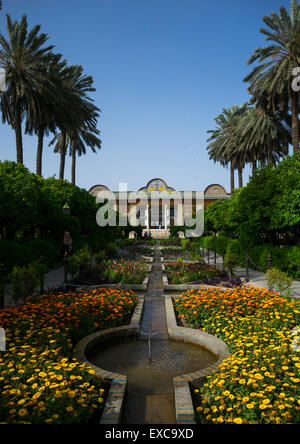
[{"xmin": 59, "ymin": 232, "xmax": 73, "ymax": 257}]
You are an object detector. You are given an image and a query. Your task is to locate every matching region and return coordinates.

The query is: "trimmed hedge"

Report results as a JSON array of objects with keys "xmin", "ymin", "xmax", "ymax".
[
  {"xmin": 0, "ymin": 238, "xmax": 58, "ymax": 273},
  {"xmin": 198, "ymin": 236, "xmax": 300, "ymax": 279}
]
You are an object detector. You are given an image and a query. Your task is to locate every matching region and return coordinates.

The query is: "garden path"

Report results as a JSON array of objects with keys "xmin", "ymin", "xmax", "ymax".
[{"xmin": 202, "ymin": 248, "xmax": 300, "ymax": 300}]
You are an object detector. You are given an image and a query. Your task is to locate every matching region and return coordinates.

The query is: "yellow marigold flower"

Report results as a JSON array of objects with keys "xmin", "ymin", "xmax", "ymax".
[
  {"xmin": 262, "ymin": 399, "xmax": 270, "ymax": 405},
  {"xmin": 259, "ymin": 404, "xmax": 267, "ymax": 410},
  {"xmin": 18, "ymin": 409, "xmax": 28, "ymax": 417},
  {"xmin": 233, "ymin": 418, "xmax": 243, "ymax": 424}
]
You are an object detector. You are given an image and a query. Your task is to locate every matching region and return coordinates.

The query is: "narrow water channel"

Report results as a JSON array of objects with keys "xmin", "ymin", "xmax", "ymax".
[{"xmin": 87, "ymin": 244, "xmax": 216, "ymax": 424}]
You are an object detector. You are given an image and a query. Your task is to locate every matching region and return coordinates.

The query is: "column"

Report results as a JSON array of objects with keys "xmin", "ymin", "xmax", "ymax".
[
  {"xmin": 164, "ymin": 205, "xmax": 168, "ymax": 229},
  {"xmin": 177, "ymin": 204, "xmax": 183, "ymax": 226},
  {"xmin": 146, "ymin": 204, "xmax": 150, "ymax": 230}
]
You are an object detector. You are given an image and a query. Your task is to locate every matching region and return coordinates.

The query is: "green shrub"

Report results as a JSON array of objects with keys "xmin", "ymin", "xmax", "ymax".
[
  {"xmin": 75, "ymin": 244, "xmax": 92, "ymax": 272},
  {"xmin": 10, "ymin": 264, "xmax": 39, "ymax": 301},
  {"xmin": 181, "ymin": 239, "xmax": 191, "ymax": 249},
  {"xmin": 66, "ymin": 256, "xmax": 79, "ymax": 277},
  {"xmin": 214, "ymin": 236, "xmax": 229, "ymax": 257},
  {"xmin": 267, "ymin": 268, "xmax": 293, "ymax": 297},
  {"xmin": 31, "ymin": 260, "xmax": 48, "ymax": 293},
  {"xmin": 105, "ymin": 242, "xmax": 117, "ymax": 258},
  {"xmin": 95, "ymin": 250, "xmax": 106, "ymax": 264},
  {"xmin": 189, "ymin": 241, "xmax": 200, "ymax": 253},
  {"xmin": 224, "ymin": 252, "xmax": 239, "ymax": 276},
  {"xmin": 66, "ymin": 244, "xmax": 92, "ymax": 276},
  {"xmin": 189, "ymin": 251, "xmax": 204, "ymax": 262},
  {"xmin": 285, "ymin": 246, "xmax": 300, "ymax": 279},
  {"xmin": 226, "ymin": 239, "xmax": 242, "ymax": 256},
  {"xmin": 0, "ymin": 239, "xmax": 58, "ymax": 273}
]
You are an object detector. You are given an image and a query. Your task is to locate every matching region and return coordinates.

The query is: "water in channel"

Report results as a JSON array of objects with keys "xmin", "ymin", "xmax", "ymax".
[{"xmin": 87, "ymin": 245, "xmax": 216, "ymax": 424}]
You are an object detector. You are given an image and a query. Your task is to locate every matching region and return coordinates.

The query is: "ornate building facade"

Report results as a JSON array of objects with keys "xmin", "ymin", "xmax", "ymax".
[{"xmin": 89, "ymin": 178, "xmax": 230, "ymax": 234}]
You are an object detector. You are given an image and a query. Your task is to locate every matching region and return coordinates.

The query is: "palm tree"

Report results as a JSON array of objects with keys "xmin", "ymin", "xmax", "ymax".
[
  {"xmin": 50, "ymin": 118, "xmax": 101, "ymax": 185},
  {"xmin": 49, "ymin": 64, "xmax": 99, "ymax": 180},
  {"xmin": 233, "ymin": 107, "xmax": 291, "ymax": 167},
  {"xmin": 0, "ymin": 15, "xmax": 54, "ymax": 164},
  {"xmin": 25, "ymin": 53, "xmax": 69, "ymax": 176},
  {"xmin": 206, "ymin": 104, "xmax": 248, "ymax": 194},
  {"xmin": 69, "ymin": 124, "xmax": 102, "ymax": 185},
  {"xmin": 244, "ymin": 0, "xmax": 300, "ymax": 152}
]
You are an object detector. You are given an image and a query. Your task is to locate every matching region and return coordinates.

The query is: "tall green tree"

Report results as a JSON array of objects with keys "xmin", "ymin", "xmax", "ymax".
[
  {"xmin": 49, "ymin": 65, "xmax": 100, "ymax": 180},
  {"xmin": 244, "ymin": 0, "xmax": 300, "ymax": 153},
  {"xmin": 25, "ymin": 53, "xmax": 70, "ymax": 176},
  {"xmin": 206, "ymin": 104, "xmax": 248, "ymax": 193},
  {"xmin": 0, "ymin": 15, "xmax": 54, "ymax": 164},
  {"xmin": 69, "ymin": 124, "xmax": 101, "ymax": 186},
  {"xmin": 233, "ymin": 107, "xmax": 291, "ymax": 168}
]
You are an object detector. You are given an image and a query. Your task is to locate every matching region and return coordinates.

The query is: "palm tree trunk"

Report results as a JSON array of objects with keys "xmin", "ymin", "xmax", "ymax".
[
  {"xmin": 291, "ymin": 91, "xmax": 299, "ymax": 153},
  {"xmin": 59, "ymin": 133, "xmax": 67, "ymax": 180},
  {"xmin": 252, "ymin": 156, "xmax": 257, "ymax": 173},
  {"xmin": 71, "ymin": 140, "xmax": 76, "ymax": 185},
  {"xmin": 14, "ymin": 103, "xmax": 23, "ymax": 164},
  {"xmin": 36, "ymin": 127, "xmax": 44, "ymax": 176},
  {"xmin": 267, "ymin": 142, "xmax": 273, "ymax": 164},
  {"xmin": 238, "ymin": 166, "xmax": 243, "ymax": 188},
  {"xmin": 285, "ymin": 142, "xmax": 289, "ymax": 156},
  {"xmin": 230, "ymin": 161, "xmax": 235, "ymax": 194}
]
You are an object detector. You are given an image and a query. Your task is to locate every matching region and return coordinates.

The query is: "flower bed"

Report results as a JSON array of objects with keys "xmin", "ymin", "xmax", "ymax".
[
  {"xmin": 0, "ymin": 288, "xmax": 138, "ymax": 424},
  {"xmin": 165, "ymin": 262, "xmax": 224, "ymax": 284},
  {"xmin": 98, "ymin": 260, "xmax": 148, "ymax": 284},
  {"xmin": 119, "ymin": 244, "xmax": 153, "ymax": 259},
  {"xmin": 71, "ymin": 260, "xmax": 149, "ymax": 286},
  {"xmin": 161, "ymin": 248, "xmax": 189, "ymax": 261},
  {"xmin": 175, "ymin": 287, "xmax": 300, "ymax": 424},
  {"xmin": 159, "ymin": 239, "xmax": 182, "ymax": 246}
]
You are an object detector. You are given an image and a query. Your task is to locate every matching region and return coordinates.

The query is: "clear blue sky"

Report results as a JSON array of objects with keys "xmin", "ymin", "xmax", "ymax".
[{"xmin": 0, "ymin": 0, "xmax": 292, "ymax": 192}]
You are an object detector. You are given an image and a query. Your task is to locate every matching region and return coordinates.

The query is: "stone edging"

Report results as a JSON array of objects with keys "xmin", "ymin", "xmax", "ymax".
[
  {"xmin": 75, "ymin": 274, "xmax": 150, "ymax": 292},
  {"xmin": 74, "ymin": 296, "xmax": 144, "ymax": 424},
  {"xmin": 291, "ymin": 326, "xmax": 300, "ymax": 352},
  {"xmin": 162, "ymin": 269, "xmax": 229, "ymax": 292},
  {"xmin": 164, "ymin": 295, "xmax": 230, "ymax": 424}
]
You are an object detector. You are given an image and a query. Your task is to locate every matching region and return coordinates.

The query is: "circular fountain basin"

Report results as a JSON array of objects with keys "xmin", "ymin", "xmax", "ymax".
[{"xmin": 86, "ymin": 335, "xmax": 216, "ymax": 424}]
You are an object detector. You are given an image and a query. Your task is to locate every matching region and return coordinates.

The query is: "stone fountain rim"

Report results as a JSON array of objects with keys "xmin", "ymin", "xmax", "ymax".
[
  {"xmin": 74, "ymin": 291, "xmax": 230, "ymax": 425},
  {"xmin": 164, "ymin": 295, "xmax": 231, "ymax": 424},
  {"xmin": 74, "ymin": 295, "xmax": 145, "ymax": 425}
]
